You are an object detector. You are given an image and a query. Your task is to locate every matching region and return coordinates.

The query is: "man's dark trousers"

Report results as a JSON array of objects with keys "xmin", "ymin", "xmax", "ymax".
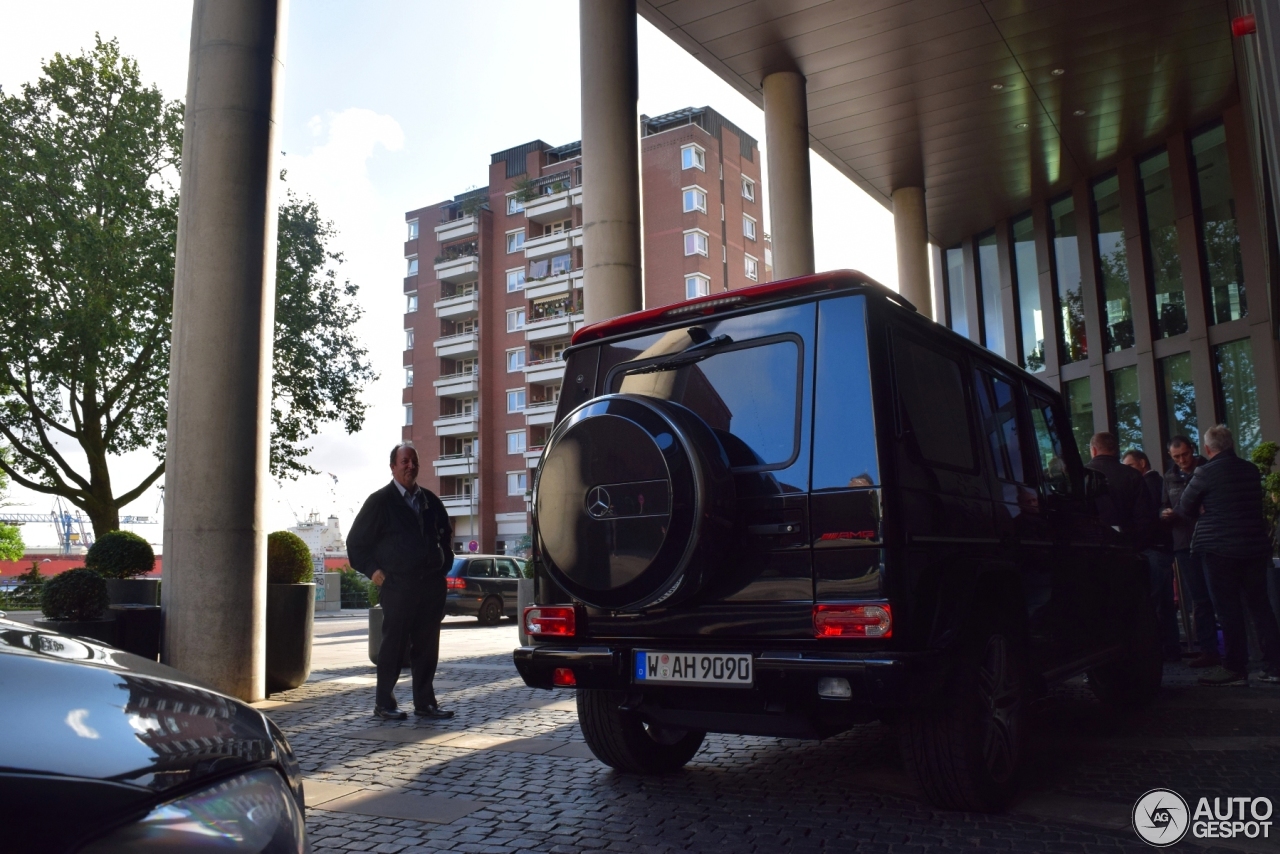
[
  {"xmin": 376, "ymin": 576, "xmax": 446, "ymax": 711},
  {"xmin": 1202, "ymin": 552, "xmax": 1280, "ymax": 675},
  {"xmin": 1175, "ymin": 549, "xmax": 1219, "ymax": 655}
]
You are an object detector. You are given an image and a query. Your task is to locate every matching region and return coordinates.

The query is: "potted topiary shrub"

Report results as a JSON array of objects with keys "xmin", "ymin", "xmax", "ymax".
[
  {"xmin": 35, "ymin": 568, "xmax": 116, "ymax": 646},
  {"xmin": 86, "ymin": 530, "xmax": 159, "ymax": 605},
  {"xmin": 266, "ymin": 530, "xmax": 315, "ymax": 693}
]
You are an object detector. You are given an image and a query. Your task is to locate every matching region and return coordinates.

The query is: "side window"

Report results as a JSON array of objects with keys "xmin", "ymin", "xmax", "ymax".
[
  {"xmin": 496, "ymin": 559, "xmax": 520, "ymax": 578},
  {"xmin": 1029, "ymin": 396, "xmax": 1072, "ymax": 495},
  {"xmin": 467, "ymin": 559, "xmax": 494, "ymax": 578},
  {"xmin": 892, "ymin": 334, "xmax": 974, "ymax": 470},
  {"xmin": 974, "ymin": 371, "xmax": 1027, "ymax": 484}
]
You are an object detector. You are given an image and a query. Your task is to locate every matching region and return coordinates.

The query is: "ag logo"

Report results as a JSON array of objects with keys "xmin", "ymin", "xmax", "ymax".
[
  {"xmin": 586, "ymin": 486, "xmax": 613, "ymax": 519},
  {"xmin": 1133, "ymin": 788, "xmax": 1190, "ymax": 846}
]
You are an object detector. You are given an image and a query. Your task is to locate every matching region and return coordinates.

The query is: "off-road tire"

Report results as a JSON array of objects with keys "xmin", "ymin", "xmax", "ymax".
[
  {"xmin": 1087, "ymin": 598, "xmax": 1162, "ymax": 708},
  {"xmin": 900, "ymin": 625, "xmax": 1027, "ymax": 812},
  {"xmin": 577, "ymin": 689, "xmax": 706, "ymax": 773},
  {"xmin": 477, "ymin": 596, "xmax": 503, "ymax": 626}
]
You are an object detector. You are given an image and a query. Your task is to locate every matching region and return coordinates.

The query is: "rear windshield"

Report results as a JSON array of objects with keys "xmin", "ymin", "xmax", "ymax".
[{"xmin": 605, "ymin": 335, "xmax": 802, "ymax": 470}]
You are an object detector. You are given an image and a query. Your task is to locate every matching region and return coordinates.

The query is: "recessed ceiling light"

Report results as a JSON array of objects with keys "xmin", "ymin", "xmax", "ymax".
[
  {"xmin": 1015, "ymin": 122, "xmax": 1030, "ymax": 130},
  {"xmin": 1051, "ymin": 68, "xmax": 1066, "ymax": 76},
  {"xmin": 990, "ymin": 82, "xmax": 1005, "ymax": 91},
  {"xmin": 1073, "ymin": 109, "xmax": 1087, "ymax": 116}
]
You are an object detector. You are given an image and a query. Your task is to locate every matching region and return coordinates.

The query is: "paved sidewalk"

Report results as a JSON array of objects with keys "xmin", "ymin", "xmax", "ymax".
[{"xmin": 259, "ymin": 615, "xmax": 1280, "ymax": 853}]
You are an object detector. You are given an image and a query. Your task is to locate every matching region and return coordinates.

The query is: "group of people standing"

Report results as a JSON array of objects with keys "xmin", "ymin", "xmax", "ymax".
[{"xmin": 1085, "ymin": 426, "xmax": 1280, "ymax": 687}]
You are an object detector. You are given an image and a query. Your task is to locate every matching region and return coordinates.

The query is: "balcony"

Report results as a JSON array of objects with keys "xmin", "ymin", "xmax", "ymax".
[
  {"xmin": 434, "ymin": 330, "xmax": 479, "ymax": 358},
  {"xmin": 524, "ymin": 400, "xmax": 558, "ymax": 426},
  {"xmin": 434, "ymin": 291, "xmax": 479, "ymax": 319},
  {"xmin": 433, "ymin": 412, "xmax": 478, "ymax": 437},
  {"xmin": 523, "ymin": 230, "xmax": 573, "ymax": 260},
  {"xmin": 433, "ymin": 370, "xmax": 479, "ymax": 398},
  {"xmin": 523, "ymin": 189, "xmax": 571, "ymax": 225},
  {"xmin": 525, "ymin": 273, "xmax": 570, "ymax": 301},
  {"xmin": 524, "ymin": 446, "xmax": 545, "ymax": 468},
  {"xmin": 523, "ymin": 313, "xmax": 573, "ymax": 342},
  {"xmin": 434, "ymin": 215, "xmax": 478, "ymax": 243},
  {"xmin": 433, "ymin": 454, "xmax": 478, "ymax": 477},
  {"xmin": 434, "ymin": 254, "xmax": 479, "ymax": 284},
  {"xmin": 440, "ymin": 494, "xmax": 477, "ymax": 515},
  {"xmin": 524, "ymin": 357, "xmax": 565, "ymax": 385}
]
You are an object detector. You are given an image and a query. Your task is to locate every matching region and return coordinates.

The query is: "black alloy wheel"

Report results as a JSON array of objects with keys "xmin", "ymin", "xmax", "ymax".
[{"xmin": 478, "ymin": 596, "xmax": 503, "ymax": 626}]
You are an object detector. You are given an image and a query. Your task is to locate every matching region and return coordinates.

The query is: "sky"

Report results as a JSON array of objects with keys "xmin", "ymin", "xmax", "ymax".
[{"xmin": 0, "ymin": 1, "xmax": 897, "ymax": 550}]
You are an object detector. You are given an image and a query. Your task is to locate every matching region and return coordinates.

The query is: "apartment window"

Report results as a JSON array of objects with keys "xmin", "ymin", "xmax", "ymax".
[
  {"xmin": 1213, "ymin": 338, "xmax": 1261, "ymax": 455},
  {"xmin": 742, "ymin": 176, "xmax": 755, "ymax": 201},
  {"xmin": 945, "ymin": 246, "xmax": 968, "ymax": 338},
  {"xmin": 407, "ymin": 219, "xmax": 419, "ymax": 240},
  {"xmin": 1091, "ymin": 173, "xmax": 1134, "ymax": 352},
  {"xmin": 1192, "ymin": 123, "xmax": 1246, "ymax": 324},
  {"xmin": 405, "ymin": 367, "xmax": 414, "ymax": 388},
  {"xmin": 507, "ymin": 348, "xmax": 525, "ymax": 372},
  {"xmin": 459, "ymin": 397, "xmax": 477, "ymax": 416},
  {"xmin": 403, "ymin": 404, "xmax": 413, "ymax": 426},
  {"xmin": 1064, "ymin": 376, "xmax": 1093, "ymax": 460},
  {"xmin": 454, "ymin": 358, "xmax": 477, "ymax": 376},
  {"xmin": 405, "ymin": 328, "xmax": 414, "ymax": 350},
  {"xmin": 1107, "ymin": 366, "xmax": 1142, "ymax": 454},
  {"xmin": 1011, "ymin": 214, "xmax": 1044, "ymax": 372},
  {"xmin": 975, "ymin": 231, "xmax": 1004, "ymax": 358},
  {"xmin": 1049, "ymin": 195, "xmax": 1086, "ymax": 363},
  {"xmin": 684, "ymin": 229, "xmax": 709, "ymax": 257},
  {"xmin": 743, "ymin": 215, "xmax": 757, "ymax": 241},
  {"xmin": 507, "ymin": 471, "xmax": 528, "ymax": 496},
  {"xmin": 506, "ymin": 193, "xmax": 523, "ymax": 215},
  {"xmin": 550, "ymin": 253, "xmax": 572, "ymax": 276},
  {"xmin": 685, "ymin": 275, "xmax": 710, "ymax": 300},
  {"xmin": 507, "ymin": 389, "xmax": 526, "ymax": 413},
  {"xmin": 506, "ymin": 229, "xmax": 525, "ymax": 254},
  {"xmin": 506, "ymin": 269, "xmax": 526, "ymax": 292},
  {"xmin": 1159, "ymin": 352, "xmax": 1198, "ymax": 448},
  {"xmin": 744, "ymin": 254, "xmax": 759, "ymax": 282},
  {"xmin": 406, "ymin": 293, "xmax": 418, "ymax": 313},
  {"xmin": 506, "ymin": 308, "xmax": 526, "ymax": 332},
  {"xmin": 507, "ymin": 431, "xmax": 526, "ymax": 455},
  {"xmin": 681, "ymin": 144, "xmax": 705, "ymax": 171},
  {"xmin": 406, "ymin": 256, "xmax": 419, "ymax": 276},
  {"xmin": 682, "ymin": 186, "xmax": 707, "ymax": 213},
  {"xmin": 1138, "ymin": 150, "xmax": 1187, "ymax": 338}
]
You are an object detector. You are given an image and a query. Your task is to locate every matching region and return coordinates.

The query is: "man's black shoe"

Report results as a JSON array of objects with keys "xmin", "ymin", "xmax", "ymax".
[
  {"xmin": 373, "ymin": 706, "xmax": 407, "ymax": 721},
  {"xmin": 414, "ymin": 704, "xmax": 455, "ymax": 719}
]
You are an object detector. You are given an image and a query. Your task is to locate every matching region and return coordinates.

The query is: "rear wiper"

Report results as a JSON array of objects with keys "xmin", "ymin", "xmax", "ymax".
[{"xmin": 626, "ymin": 334, "xmax": 733, "ymax": 375}]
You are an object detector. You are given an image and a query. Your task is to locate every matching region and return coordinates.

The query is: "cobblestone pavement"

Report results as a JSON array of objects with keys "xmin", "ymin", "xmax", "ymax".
[{"xmin": 261, "ymin": 613, "xmax": 1280, "ymax": 853}]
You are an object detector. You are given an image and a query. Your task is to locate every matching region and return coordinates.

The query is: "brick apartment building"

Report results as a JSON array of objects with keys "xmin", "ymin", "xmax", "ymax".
[{"xmin": 401, "ymin": 106, "xmax": 772, "ymax": 554}]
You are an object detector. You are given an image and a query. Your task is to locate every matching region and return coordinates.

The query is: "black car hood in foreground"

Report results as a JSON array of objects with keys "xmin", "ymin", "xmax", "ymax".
[{"xmin": 0, "ymin": 618, "xmax": 283, "ymax": 851}]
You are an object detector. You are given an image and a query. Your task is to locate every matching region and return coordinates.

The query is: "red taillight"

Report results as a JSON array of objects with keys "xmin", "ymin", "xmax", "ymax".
[
  {"xmin": 524, "ymin": 605, "xmax": 576, "ymax": 637},
  {"xmin": 1233, "ymin": 14, "xmax": 1256, "ymax": 37},
  {"xmin": 446, "ymin": 576, "xmax": 466, "ymax": 589},
  {"xmin": 552, "ymin": 667, "xmax": 577, "ymax": 686},
  {"xmin": 814, "ymin": 603, "xmax": 892, "ymax": 638}
]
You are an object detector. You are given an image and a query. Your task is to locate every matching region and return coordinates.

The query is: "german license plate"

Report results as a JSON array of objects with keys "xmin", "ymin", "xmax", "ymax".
[{"xmin": 634, "ymin": 651, "xmax": 753, "ymax": 687}]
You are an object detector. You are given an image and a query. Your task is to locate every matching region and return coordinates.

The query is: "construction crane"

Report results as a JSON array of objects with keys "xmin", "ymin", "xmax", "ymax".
[{"xmin": 0, "ymin": 498, "xmax": 158, "ymax": 556}]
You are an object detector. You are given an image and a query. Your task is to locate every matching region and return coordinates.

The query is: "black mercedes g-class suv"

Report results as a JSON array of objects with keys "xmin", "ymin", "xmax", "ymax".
[{"xmin": 514, "ymin": 271, "xmax": 1160, "ymax": 812}]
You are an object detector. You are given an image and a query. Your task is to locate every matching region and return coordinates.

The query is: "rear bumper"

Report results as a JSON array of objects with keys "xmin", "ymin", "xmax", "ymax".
[
  {"xmin": 444, "ymin": 592, "xmax": 481, "ymax": 617},
  {"xmin": 512, "ymin": 643, "xmax": 949, "ymax": 738}
]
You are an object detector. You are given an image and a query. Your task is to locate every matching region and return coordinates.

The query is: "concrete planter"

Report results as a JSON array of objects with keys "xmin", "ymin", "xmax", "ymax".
[
  {"xmin": 266, "ymin": 583, "xmax": 314, "ymax": 693},
  {"xmin": 517, "ymin": 578, "xmax": 535, "ymax": 646},
  {"xmin": 34, "ymin": 617, "xmax": 117, "ymax": 647},
  {"xmin": 105, "ymin": 578, "xmax": 161, "ymax": 606},
  {"xmin": 110, "ymin": 604, "xmax": 162, "ymax": 660},
  {"xmin": 367, "ymin": 605, "xmax": 409, "ymax": 669}
]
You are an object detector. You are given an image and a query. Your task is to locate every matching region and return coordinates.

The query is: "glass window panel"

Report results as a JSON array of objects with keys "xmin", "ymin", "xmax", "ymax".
[
  {"xmin": 1107, "ymin": 366, "xmax": 1142, "ymax": 454},
  {"xmin": 812, "ymin": 296, "xmax": 879, "ymax": 488},
  {"xmin": 1011, "ymin": 214, "xmax": 1044, "ymax": 372},
  {"xmin": 975, "ymin": 371, "xmax": 1026, "ymax": 484},
  {"xmin": 1158, "ymin": 352, "xmax": 1198, "ymax": 448},
  {"xmin": 1063, "ymin": 376, "xmax": 1093, "ymax": 460},
  {"xmin": 945, "ymin": 246, "xmax": 968, "ymax": 338},
  {"xmin": 1030, "ymin": 396, "xmax": 1073, "ymax": 495},
  {"xmin": 1138, "ymin": 151, "xmax": 1187, "ymax": 337},
  {"xmin": 1213, "ymin": 338, "xmax": 1261, "ymax": 456},
  {"xmin": 976, "ymin": 231, "xmax": 1005, "ymax": 357},
  {"xmin": 1091, "ymin": 174, "xmax": 1134, "ymax": 352},
  {"xmin": 1192, "ymin": 124, "xmax": 1246, "ymax": 324},
  {"xmin": 1050, "ymin": 196, "xmax": 1087, "ymax": 363},
  {"xmin": 893, "ymin": 335, "xmax": 975, "ymax": 470}
]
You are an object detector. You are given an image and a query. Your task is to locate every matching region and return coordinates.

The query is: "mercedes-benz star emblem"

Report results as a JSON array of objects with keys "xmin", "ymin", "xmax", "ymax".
[{"xmin": 586, "ymin": 486, "xmax": 613, "ymax": 519}]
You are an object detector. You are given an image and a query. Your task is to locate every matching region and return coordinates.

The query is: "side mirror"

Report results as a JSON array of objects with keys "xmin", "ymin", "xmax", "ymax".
[{"xmin": 1083, "ymin": 469, "xmax": 1109, "ymax": 500}]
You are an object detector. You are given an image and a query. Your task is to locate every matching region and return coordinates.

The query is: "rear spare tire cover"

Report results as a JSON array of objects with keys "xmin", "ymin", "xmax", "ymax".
[{"xmin": 533, "ymin": 394, "xmax": 735, "ymax": 611}]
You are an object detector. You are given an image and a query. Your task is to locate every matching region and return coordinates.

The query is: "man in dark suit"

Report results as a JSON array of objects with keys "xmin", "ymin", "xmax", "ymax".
[
  {"xmin": 1123, "ymin": 448, "xmax": 1180, "ymax": 660},
  {"xmin": 348, "ymin": 443, "xmax": 456, "ymax": 720},
  {"xmin": 1085, "ymin": 431, "xmax": 1154, "ymax": 550}
]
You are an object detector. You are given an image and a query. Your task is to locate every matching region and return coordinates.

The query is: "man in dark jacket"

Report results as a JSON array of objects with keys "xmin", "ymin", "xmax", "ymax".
[
  {"xmin": 1086, "ymin": 432, "xmax": 1154, "ymax": 549},
  {"xmin": 1124, "ymin": 449, "xmax": 1179, "ymax": 660},
  {"xmin": 1160, "ymin": 436, "xmax": 1218, "ymax": 667},
  {"xmin": 1171, "ymin": 425, "xmax": 1280, "ymax": 686},
  {"xmin": 348, "ymin": 443, "xmax": 456, "ymax": 719}
]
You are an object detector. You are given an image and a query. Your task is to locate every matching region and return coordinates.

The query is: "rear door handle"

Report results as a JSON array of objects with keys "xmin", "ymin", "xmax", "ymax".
[{"xmin": 749, "ymin": 523, "xmax": 802, "ymax": 536}]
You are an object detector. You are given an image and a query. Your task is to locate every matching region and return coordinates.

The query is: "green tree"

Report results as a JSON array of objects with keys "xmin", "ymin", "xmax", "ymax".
[
  {"xmin": 0, "ymin": 453, "xmax": 24, "ymax": 561},
  {"xmin": 0, "ymin": 38, "xmax": 375, "ymax": 535}
]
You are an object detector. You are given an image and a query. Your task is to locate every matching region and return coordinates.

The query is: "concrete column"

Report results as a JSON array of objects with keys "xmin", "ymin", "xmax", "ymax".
[
  {"xmin": 579, "ymin": 0, "xmax": 642, "ymax": 324},
  {"xmin": 763, "ymin": 71, "xmax": 815, "ymax": 280},
  {"xmin": 162, "ymin": 0, "xmax": 287, "ymax": 701},
  {"xmin": 892, "ymin": 187, "xmax": 931, "ymax": 317}
]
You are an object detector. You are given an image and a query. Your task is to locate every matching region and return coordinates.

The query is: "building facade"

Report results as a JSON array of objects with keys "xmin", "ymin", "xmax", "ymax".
[{"xmin": 401, "ymin": 106, "xmax": 769, "ymax": 554}]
